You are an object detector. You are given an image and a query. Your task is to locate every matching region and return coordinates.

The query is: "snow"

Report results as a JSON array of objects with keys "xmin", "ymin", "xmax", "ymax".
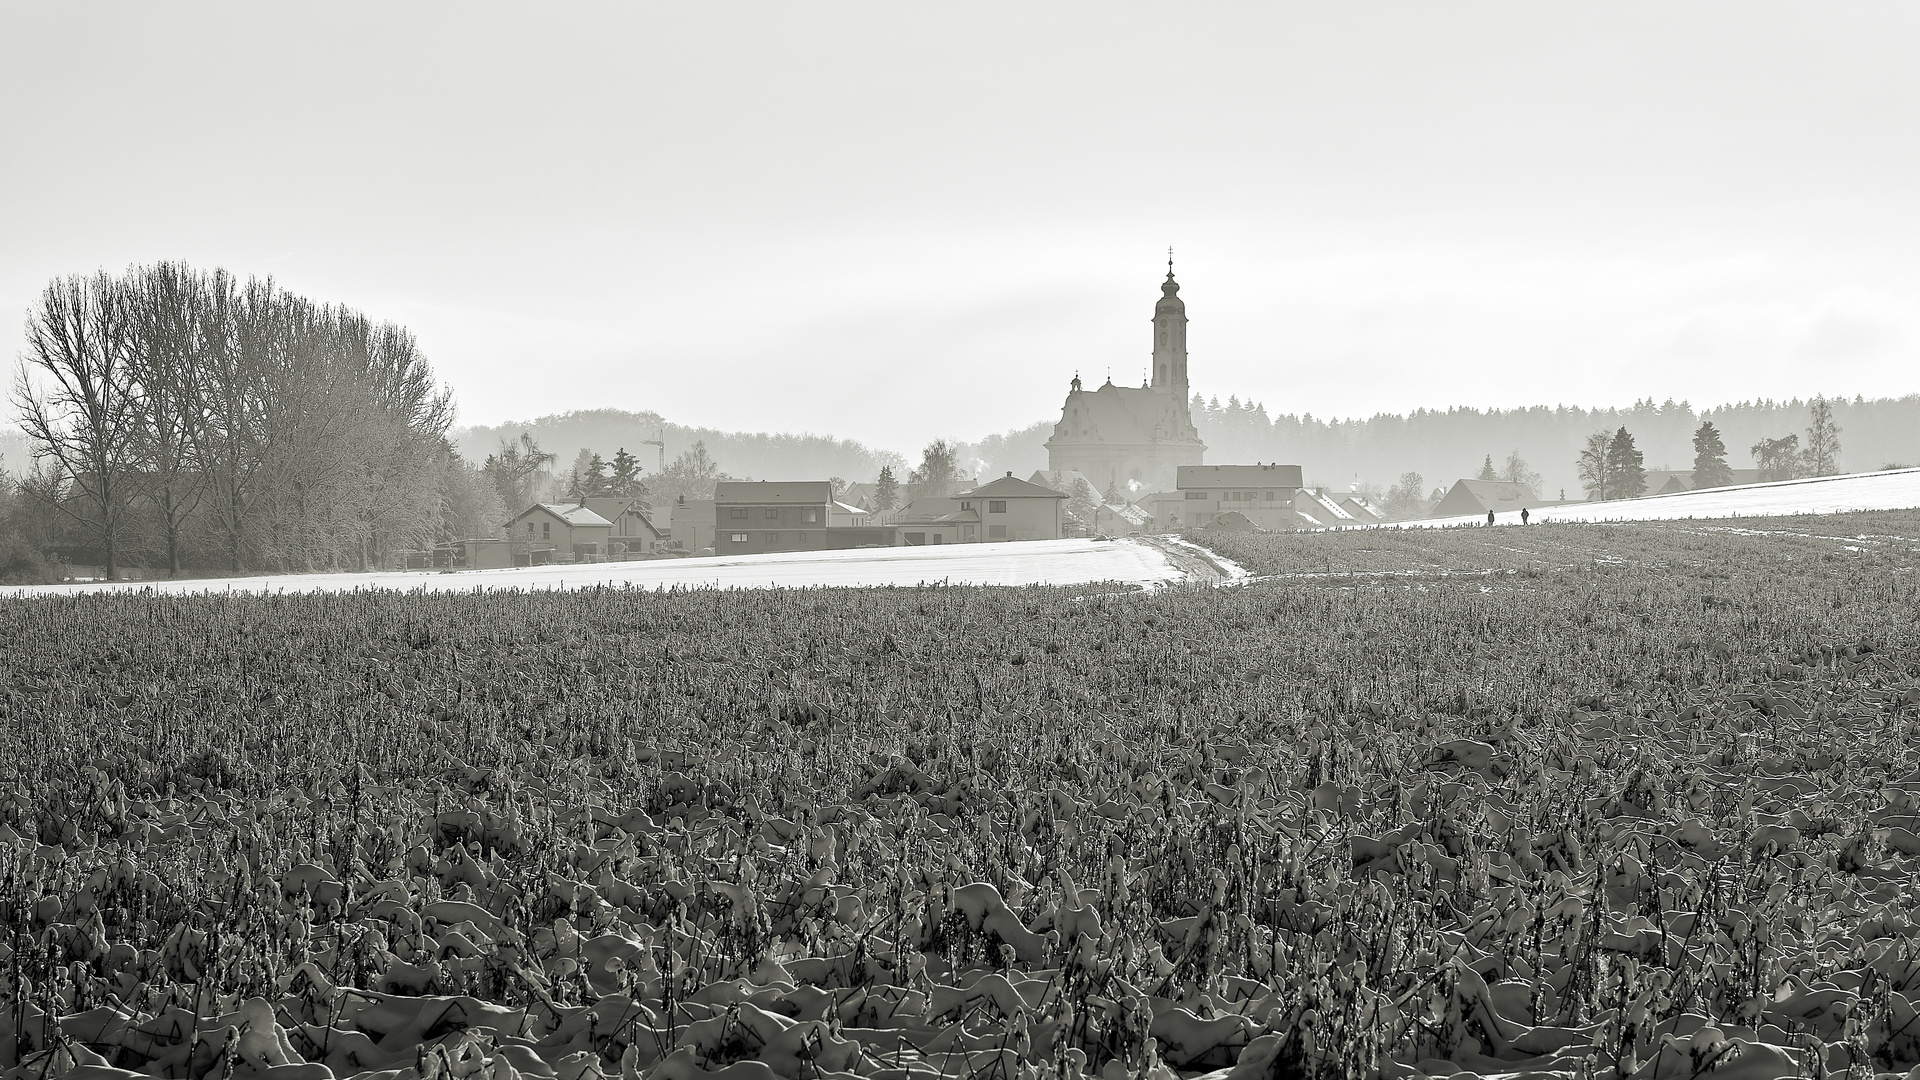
[
  {"xmin": 1391, "ymin": 467, "xmax": 1920, "ymax": 528},
  {"xmin": 0, "ymin": 538, "xmax": 1183, "ymax": 597}
]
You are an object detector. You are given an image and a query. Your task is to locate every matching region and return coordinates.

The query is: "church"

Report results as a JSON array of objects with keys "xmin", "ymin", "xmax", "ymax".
[{"xmin": 1043, "ymin": 261, "xmax": 1206, "ymax": 494}]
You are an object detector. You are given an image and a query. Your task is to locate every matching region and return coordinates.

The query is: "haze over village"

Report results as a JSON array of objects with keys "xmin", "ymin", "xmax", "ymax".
[{"xmin": 1, "ymin": 3, "xmax": 1915, "ymax": 579}]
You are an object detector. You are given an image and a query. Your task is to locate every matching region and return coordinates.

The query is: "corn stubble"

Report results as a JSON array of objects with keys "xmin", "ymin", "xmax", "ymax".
[{"xmin": 2, "ymin": 512, "xmax": 1919, "ymax": 1080}]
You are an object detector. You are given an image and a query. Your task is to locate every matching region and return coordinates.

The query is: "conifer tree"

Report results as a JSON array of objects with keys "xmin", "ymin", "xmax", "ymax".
[
  {"xmin": 1477, "ymin": 454, "xmax": 1498, "ymax": 481},
  {"xmin": 1690, "ymin": 421, "xmax": 1732, "ymax": 489},
  {"xmin": 873, "ymin": 465, "xmax": 898, "ymax": 512},
  {"xmin": 609, "ymin": 447, "xmax": 642, "ymax": 496},
  {"xmin": 1607, "ymin": 427, "xmax": 1647, "ymax": 499}
]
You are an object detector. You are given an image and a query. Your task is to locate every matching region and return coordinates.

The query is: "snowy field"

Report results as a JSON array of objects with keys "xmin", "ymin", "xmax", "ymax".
[
  {"xmin": 1397, "ymin": 466, "xmax": 1920, "ymax": 528},
  {"xmin": 0, "ymin": 537, "xmax": 1185, "ymax": 597}
]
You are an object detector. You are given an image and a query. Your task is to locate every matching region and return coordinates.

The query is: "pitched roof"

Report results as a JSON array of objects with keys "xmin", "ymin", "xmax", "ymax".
[
  {"xmin": 714, "ymin": 481, "xmax": 835, "ymax": 505},
  {"xmin": 512, "ymin": 503, "xmax": 613, "ymax": 527},
  {"xmin": 1177, "ymin": 464, "xmax": 1304, "ymax": 489},
  {"xmin": 963, "ymin": 474, "xmax": 1068, "ymax": 499},
  {"xmin": 1433, "ymin": 479, "xmax": 1537, "ymax": 516},
  {"xmin": 831, "ymin": 501, "xmax": 868, "ymax": 516}
]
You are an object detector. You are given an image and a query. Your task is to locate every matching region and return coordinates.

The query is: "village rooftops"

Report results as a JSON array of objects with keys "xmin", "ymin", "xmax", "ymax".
[
  {"xmin": 714, "ymin": 481, "xmax": 836, "ymax": 505},
  {"xmin": 960, "ymin": 474, "xmax": 1068, "ymax": 499}
]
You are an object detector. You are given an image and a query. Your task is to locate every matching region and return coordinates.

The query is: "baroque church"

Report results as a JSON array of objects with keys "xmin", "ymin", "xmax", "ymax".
[{"xmin": 1044, "ymin": 261, "xmax": 1206, "ymax": 494}]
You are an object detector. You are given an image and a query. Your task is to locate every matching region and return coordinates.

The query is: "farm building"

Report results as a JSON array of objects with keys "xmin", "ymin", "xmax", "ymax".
[
  {"xmin": 1431, "ymin": 479, "xmax": 1539, "ymax": 518},
  {"xmin": 1643, "ymin": 469, "xmax": 1766, "ymax": 495},
  {"xmin": 506, "ymin": 503, "xmax": 614, "ymax": 562}
]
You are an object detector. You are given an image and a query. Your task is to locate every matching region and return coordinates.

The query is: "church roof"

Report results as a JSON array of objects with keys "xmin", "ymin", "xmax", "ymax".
[{"xmin": 1051, "ymin": 382, "xmax": 1198, "ymax": 446}]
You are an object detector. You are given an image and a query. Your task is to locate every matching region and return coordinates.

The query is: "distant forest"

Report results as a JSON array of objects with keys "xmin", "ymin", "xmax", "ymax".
[
  {"xmin": 453, "ymin": 395, "xmax": 1920, "ymax": 502},
  {"xmin": 453, "ymin": 410, "xmax": 907, "ymax": 490}
]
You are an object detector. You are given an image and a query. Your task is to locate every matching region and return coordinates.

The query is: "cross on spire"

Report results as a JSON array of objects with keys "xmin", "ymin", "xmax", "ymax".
[{"xmin": 1167, "ymin": 247, "xmax": 1174, "ymax": 276}]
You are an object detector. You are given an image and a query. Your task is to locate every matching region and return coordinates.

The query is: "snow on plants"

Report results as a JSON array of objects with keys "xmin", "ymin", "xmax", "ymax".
[{"xmin": 1, "ymin": 514, "xmax": 1919, "ymax": 1080}]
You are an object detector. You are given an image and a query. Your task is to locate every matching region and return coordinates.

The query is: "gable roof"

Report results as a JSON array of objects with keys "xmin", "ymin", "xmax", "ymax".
[
  {"xmin": 511, "ymin": 503, "xmax": 614, "ymax": 528},
  {"xmin": 963, "ymin": 474, "xmax": 1068, "ymax": 499},
  {"xmin": 1433, "ymin": 479, "xmax": 1537, "ymax": 516}
]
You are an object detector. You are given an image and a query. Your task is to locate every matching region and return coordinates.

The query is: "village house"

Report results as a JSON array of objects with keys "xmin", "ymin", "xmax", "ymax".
[
  {"xmin": 580, "ymin": 497, "xmax": 669, "ymax": 556},
  {"xmin": 714, "ymin": 481, "xmax": 892, "ymax": 554},
  {"xmin": 505, "ymin": 503, "xmax": 614, "ymax": 563},
  {"xmin": 668, "ymin": 497, "xmax": 715, "ymax": 553},
  {"xmin": 1151, "ymin": 464, "xmax": 1308, "ymax": 532}
]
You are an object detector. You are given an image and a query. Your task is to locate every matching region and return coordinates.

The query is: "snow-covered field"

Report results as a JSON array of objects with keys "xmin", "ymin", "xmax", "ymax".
[
  {"xmin": 0, "ymin": 537, "xmax": 1183, "ymax": 597},
  {"xmin": 1398, "ymin": 466, "xmax": 1920, "ymax": 528}
]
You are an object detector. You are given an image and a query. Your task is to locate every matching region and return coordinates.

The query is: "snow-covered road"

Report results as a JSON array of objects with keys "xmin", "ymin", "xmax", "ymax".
[{"xmin": 0, "ymin": 537, "xmax": 1184, "ymax": 596}]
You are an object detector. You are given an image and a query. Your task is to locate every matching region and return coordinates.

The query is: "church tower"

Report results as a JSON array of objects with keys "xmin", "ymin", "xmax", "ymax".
[
  {"xmin": 1043, "ymin": 255, "xmax": 1206, "ymax": 495},
  {"xmin": 1151, "ymin": 254, "xmax": 1188, "ymax": 396}
]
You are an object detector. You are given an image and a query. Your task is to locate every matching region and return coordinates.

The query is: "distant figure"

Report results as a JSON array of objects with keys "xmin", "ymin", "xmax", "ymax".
[
  {"xmin": 1521, "ymin": 507, "xmax": 1530, "ymax": 525},
  {"xmin": 1487, "ymin": 510, "xmax": 1495, "ymax": 526}
]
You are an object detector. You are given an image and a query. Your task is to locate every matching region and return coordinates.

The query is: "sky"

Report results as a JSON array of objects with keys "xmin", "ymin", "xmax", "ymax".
[{"xmin": 2, "ymin": 3, "xmax": 1916, "ymax": 455}]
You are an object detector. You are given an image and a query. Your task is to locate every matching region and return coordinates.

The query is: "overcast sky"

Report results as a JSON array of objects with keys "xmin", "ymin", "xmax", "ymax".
[{"xmin": 3, "ymin": 3, "xmax": 1915, "ymax": 452}]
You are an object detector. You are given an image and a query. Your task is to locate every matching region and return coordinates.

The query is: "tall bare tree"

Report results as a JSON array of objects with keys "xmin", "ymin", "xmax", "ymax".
[
  {"xmin": 12, "ymin": 272, "xmax": 139, "ymax": 578},
  {"xmin": 125, "ymin": 262, "xmax": 211, "ymax": 575}
]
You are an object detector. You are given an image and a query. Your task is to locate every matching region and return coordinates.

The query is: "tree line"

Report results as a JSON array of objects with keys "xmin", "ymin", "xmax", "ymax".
[{"xmin": 7, "ymin": 263, "xmax": 488, "ymax": 580}]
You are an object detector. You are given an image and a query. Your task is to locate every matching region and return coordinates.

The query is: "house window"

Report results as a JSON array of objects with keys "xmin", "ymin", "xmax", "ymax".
[
  {"xmin": 1267, "ymin": 491, "xmax": 1276, "ymax": 500},
  {"xmin": 904, "ymin": 532, "xmax": 925, "ymax": 545},
  {"xmin": 542, "ymin": 523, "xmax": 551, "ymax": 540},
  {"xmin": 988, "ymin": 500, "xmax": 1006, "ymax": 513},
  {"xmin": 930, "ymin": 535, "xmax": 942, "ymax": 544},
  {"xmin": 1185, "ymin": 491, "xmax": 1207, "ymax": 500},
  {"xmin": 988, "ymin": 524, "xmax": 1007, "ymax": 539},
  {"xmin": 729, "ymin": 508, "xmax": 747, "ymax": 519},
  {"xmin": 802, "ymin": 508, "xmax": 818, "ymax": 524},
  {"xmin": 960, "ymin": 501, "xmax": 972, "ymax": 511},
  {"xmin": 730, "ymin": 533, "xmax": 747, "ymax": 543},
  {"xmin": 765, "ymin": 508, "xmax": 779, "ymax": 519},
  {"xmin": 963, "ymin": 526, "xmax": 975, "ymax": 540}
]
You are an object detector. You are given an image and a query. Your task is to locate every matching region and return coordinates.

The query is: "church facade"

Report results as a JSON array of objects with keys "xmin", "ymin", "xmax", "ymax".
[{"xmin": 1044, "ymin": 266, "xmax": 1206, "ymax": 494}]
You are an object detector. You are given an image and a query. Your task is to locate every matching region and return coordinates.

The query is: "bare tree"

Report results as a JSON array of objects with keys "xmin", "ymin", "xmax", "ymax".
[
  {"xmin": 1802, "ymin": 396, "xmax": 1841, "ymax": 476},
  {"xmin": 12, "ymin": 273, "xmax": 139, "ymax": 578},
  {"xmin": 125, "ymin": 262, "xmax": 211, "ymax": 576}
]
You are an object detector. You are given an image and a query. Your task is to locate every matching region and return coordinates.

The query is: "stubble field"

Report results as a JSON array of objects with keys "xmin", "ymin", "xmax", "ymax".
[{"xmin": 3, "ymin": 512, "xmax": 1920, "ymax": 1080}]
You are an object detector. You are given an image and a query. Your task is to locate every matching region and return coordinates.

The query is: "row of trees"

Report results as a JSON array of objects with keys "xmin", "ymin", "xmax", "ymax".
[
  {"xmin": 1571, "ymin": 399, "xmax": 1845, "ymax": 504},
  {"xmin": 11, "ymin": 264, "xmax": 485, "ymax": 578}
]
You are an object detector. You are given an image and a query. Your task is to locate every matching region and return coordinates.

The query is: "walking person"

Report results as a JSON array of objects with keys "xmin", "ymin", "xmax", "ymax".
[
  {"xmin": 1487, "ymin": 510, "xmax": 1495, "ymax": 526},
  {"xmin": 1520, "ymin": 507, "xmax": 1530, "ymax": 525}
]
